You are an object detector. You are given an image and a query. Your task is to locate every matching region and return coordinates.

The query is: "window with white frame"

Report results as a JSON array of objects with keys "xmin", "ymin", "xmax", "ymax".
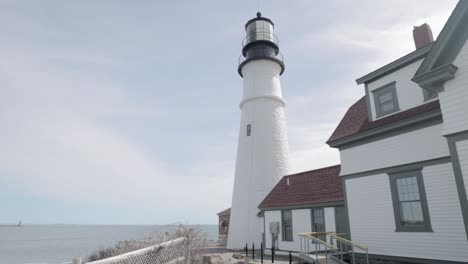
[
  {"xmin": 373, "ymin": 81, "xmax": 400, "ymax": 117},
  {"xmin": 389, "ymin": 170, "xmax": 432, "ymax": 232}
]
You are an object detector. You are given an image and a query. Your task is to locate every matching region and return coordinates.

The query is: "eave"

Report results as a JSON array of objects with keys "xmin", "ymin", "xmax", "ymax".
[
  {"xmin": 412, "ymin": 64, "xmax": 458, "ymax": 93},
  {"xmin": 356, "ymin": 44, "xmax": 432, "ymax": 85},
  {"xmin": 327, "ymin": 108, "xmax": 442, "ymax": 149},
  {"xmin": 413, "ymin": 1, "xmax": 468, "ymax": 91}
]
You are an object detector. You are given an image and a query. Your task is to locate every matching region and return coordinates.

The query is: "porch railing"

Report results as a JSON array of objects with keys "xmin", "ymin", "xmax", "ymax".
[{"xmin": 299, "ymin": 232, "xmax": 369, "ymax": 264}]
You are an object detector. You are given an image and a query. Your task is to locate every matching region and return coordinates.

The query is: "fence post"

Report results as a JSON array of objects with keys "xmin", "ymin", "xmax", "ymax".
[
  {"xmin": 183, "ymin": 236, "xmax": 191, "ymax": 264},
  {"xmin": 72, "ymin": 258, "xmax": 82, "ymax": 264},
  {"xmin": 261, "ymin": 243, "xmax": 264, "ymax": 264},
  {"xmin": 272, "ymin": 247, "xmax": 275, "ymax": 263},
  {"xmin": 289, "ymin": 251, "xmax": 292, "ymax": 264},
  {"xmin": 252, "ymin": 243, "xmax": 255, "ymax": 260},
  {"xmin": 245, "ymin": 243, "xmax": 248, "ymax": 257}
]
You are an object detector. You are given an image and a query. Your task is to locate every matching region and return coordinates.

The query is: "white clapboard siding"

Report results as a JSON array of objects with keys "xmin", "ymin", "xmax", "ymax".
[
  {"xmin": 440, "ymin": 41, "xmax": 468, "ymax": 136},
  {"xmin": 264, "ymin": 208, "xmax": 337, "ymax": 252},
  {"xmin": 264, "ymin": 209, "xmax": 311, "ymax": 252},
  {"xmin": 346, "ymin": 163, "xmax": 468, "ymax": 262},
  {"xmin": 367, "ymin": 59, "xmax": 426, "ymax": 121},
  {"xmin": 457, "ymin": 139, "xmax": 468, "ymax": 196},
  {"xmin": 264, "ymin": 210, "xmax": 281, "ymax": 250},
  {"xmin": 324, "ymin": 207, "xmax": 336, "ymax": 233},
  {"xmin": 340, "ymin": 124, "xmax": 449, "ymax": 175}
]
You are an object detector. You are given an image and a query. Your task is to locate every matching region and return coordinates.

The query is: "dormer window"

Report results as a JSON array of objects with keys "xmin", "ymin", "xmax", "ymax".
[{"xmin": 373, "ymin": 81, "xmax": 400, "ymax": 118}]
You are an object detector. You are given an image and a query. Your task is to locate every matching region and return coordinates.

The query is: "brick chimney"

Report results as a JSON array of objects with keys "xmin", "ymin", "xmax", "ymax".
[{"xmin": 413, "ymin": 23, "xmax": 434, "ymax": 49}]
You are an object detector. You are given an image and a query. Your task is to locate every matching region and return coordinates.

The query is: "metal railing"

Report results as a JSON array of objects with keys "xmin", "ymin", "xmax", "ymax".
[
  {"xmin": 299, "ymin": 232, "xmax": 369, "ymax": 264},
  {"xmin": 299, "ymin": 232, "xmax": 339, "ymax": 264},
  {"xmin": 238, "ymin": 49, "xmax": 284, "ymax": 66},
  {"xmin": 329, "ymin": 233, "xmax": 368, "ymax": 264},
  {"xmin": 200, "ymin": 234, "xmax": 227, "ymax": 248}
]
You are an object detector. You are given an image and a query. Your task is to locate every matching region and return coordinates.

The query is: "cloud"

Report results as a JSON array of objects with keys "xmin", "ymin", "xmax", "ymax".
[
  {"xmin": 0, "ymin": 35, "xmax": 234, "ymax": 223},
  {"xmin": 284, "ymin": 1, "xmax": 456, "ymax": 173},
  {"xmin": 0, "ymin": 0, "xmax": 459, "ymax": 224}
]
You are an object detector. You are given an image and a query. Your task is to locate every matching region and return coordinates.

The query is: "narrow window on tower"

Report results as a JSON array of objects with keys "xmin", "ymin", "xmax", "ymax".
[{"xmin": 247, "ymin": 124, "xmax": 251, "ymax": 136}]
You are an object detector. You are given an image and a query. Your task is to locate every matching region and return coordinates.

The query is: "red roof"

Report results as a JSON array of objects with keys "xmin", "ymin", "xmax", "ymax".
[
  {"xmin": 258, "ymin": 165, "xmax": 343, "ymax": 209},
  {"xmin": 327, "ymin": 98, "xmax": 440, "ymax": 144},
  {"xmin": 217, "ymin": 208, "xmax": 231, "ymax": 216}
]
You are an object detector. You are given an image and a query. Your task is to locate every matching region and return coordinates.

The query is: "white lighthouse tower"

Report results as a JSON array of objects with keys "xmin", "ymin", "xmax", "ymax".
[{"xmin": 227, "ymin": 12, "xmax": 290, "ymax": 249}]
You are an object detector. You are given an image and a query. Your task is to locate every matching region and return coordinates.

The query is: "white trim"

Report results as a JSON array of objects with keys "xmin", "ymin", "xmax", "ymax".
[{"xmin": 240, "ymin": 95, "xmax": 286, "ymax": 109}]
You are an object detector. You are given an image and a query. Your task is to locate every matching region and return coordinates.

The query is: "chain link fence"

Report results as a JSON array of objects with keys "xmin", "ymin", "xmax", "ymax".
[{"xmin": 77, "ymin": 237, "xmax": 189, "ymax": 264}]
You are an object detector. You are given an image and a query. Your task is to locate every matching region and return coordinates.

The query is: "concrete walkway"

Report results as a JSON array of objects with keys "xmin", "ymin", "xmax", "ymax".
[{"xmin": 202, "ymin": 251, "xmax": 296, "ymax": 264}]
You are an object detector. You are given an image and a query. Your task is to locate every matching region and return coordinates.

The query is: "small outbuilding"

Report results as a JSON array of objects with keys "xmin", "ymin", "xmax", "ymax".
[
  {"xmin": 217, "ymin": 208, "xmax": 231, "ymax": 238},
  {"xmin": 258, "ymin": 165, "xmax": 348, "ymax": 252}
]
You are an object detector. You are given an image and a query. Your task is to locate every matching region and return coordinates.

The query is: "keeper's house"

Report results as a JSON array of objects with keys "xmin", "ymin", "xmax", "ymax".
[
  {"xmin": 258, "ymin": 165, "xmax": 348, "ymax": 252},
  {"xmin": 327, "ymin": 1, "xmax": 468, "ymax": 263}
]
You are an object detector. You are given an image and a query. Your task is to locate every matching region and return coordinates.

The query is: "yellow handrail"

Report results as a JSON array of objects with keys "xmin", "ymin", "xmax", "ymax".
[
  {"xmin": 299, "ymin": 232, "xmax": 368, "ymax": 251},
  {"xmin": 298, "ymin": 233, "xmax": 338, "ymax": 250},
  {"xmin": 329, "ymin": 233, "xmax": 368, "ymax": 250},
  {"xmin": 300, "ymin": 232, "xmax": 347, "ymax": 236}
]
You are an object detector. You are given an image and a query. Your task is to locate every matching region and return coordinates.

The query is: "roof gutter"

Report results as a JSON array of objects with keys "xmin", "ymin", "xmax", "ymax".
[
  {"xmin": 259, "ymin": 201, "xmax": 344, "ymax": 211},
  {"xmin": 327, "ymin": 108, "xmax": 442, "ymax": 149}
]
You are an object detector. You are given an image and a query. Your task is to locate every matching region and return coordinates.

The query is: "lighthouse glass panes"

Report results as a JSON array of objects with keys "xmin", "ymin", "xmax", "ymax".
[{"xmin": 246, "ymin": 21, "xmax": 275, "ymax": 44}]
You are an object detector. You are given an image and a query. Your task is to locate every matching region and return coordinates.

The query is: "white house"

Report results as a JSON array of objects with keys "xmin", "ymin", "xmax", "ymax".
[
  {"xmin": 327, "ymin": 1, "xmax": 468, "ymax": 263},
  {"xmin": 258, "ymin": 165, "xmax": 348, "ymax": 252}
]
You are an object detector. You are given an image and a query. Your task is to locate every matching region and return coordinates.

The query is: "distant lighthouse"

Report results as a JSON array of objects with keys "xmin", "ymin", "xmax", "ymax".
[{"xmin": 227, "ymin": 12, "xmax": 290, "ymax": 249}]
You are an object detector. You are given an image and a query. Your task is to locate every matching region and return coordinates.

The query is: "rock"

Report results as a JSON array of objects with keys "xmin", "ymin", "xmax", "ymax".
[
  {"xmin": 232, "ymin": 253, "xmax": 244, "ymax": 259},
  {"xmin": 202, "ymin": 256, "xmax": 212, "ymax": 264},
  {"xmin": 202, "ymin": 255, "xmax": 223, "ymax": 264}
]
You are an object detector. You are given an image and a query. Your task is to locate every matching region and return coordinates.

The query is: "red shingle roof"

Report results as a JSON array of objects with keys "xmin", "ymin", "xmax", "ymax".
[
  {"xmin": 258, "ymin": 165, "xmax": 343, "ymax": 209},
  {"xmin": 217, "ymin": 208, "xmax": 231, "ymax": 216},
  {"xmin": 327, "ymin": 98, "xmax": 441, "ymax": 144}
]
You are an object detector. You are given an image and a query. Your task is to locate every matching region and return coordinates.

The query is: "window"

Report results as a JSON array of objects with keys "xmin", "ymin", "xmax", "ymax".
[
  {"xmin": 281, "ymin": 210, "xmax": 293, "ymax": 241},
  {"xmin": 372, "ymin": 81, "xmax": 400, "ymax": 117},
  {"xmin": 389, "ymin": 170, "xmax": 432, "ymax": 232},
  {"xmin": 311, "ymin": 208, "xmax": 326, "ymax": 240},
  {"xmin": 247, "ymin": 124, "xmax": 251, "ymax": 136}
]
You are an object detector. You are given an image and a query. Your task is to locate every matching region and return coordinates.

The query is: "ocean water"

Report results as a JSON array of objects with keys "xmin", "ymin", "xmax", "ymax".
[{"xmin": 0, "ymin": 225, "xmax": 217, "ymax": 264}]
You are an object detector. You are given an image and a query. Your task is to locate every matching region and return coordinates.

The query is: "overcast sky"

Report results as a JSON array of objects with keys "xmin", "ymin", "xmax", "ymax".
[{"xmin": 0, "ymin": 1, "xmax": 458, "ymax": 225}]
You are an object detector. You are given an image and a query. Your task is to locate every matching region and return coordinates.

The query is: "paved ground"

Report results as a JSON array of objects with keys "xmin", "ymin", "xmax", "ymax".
[{"xmin": 202, "ymin": 249, "xmax": 296, "ymax": 264}]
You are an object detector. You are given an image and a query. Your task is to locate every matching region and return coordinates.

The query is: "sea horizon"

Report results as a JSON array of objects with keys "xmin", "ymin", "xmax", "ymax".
[
  {"xmin": 0, "ymin": 223, "xmax": 217, "ymax": 226},
  {"xmin": 0, "ymin": 224, "xmax": 217, "ymax": 264}
]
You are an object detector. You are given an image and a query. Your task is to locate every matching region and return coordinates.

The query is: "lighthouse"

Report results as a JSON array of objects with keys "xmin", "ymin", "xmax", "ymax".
[{"xmin": 227, "ymin": 12, "xmax": 290, "ymax": 249}]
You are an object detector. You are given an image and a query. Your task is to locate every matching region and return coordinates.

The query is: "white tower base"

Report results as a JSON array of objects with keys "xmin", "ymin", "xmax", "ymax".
[{"xmin": 227, "ymin": 59, "xmax": 290, "ymax": 249}]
